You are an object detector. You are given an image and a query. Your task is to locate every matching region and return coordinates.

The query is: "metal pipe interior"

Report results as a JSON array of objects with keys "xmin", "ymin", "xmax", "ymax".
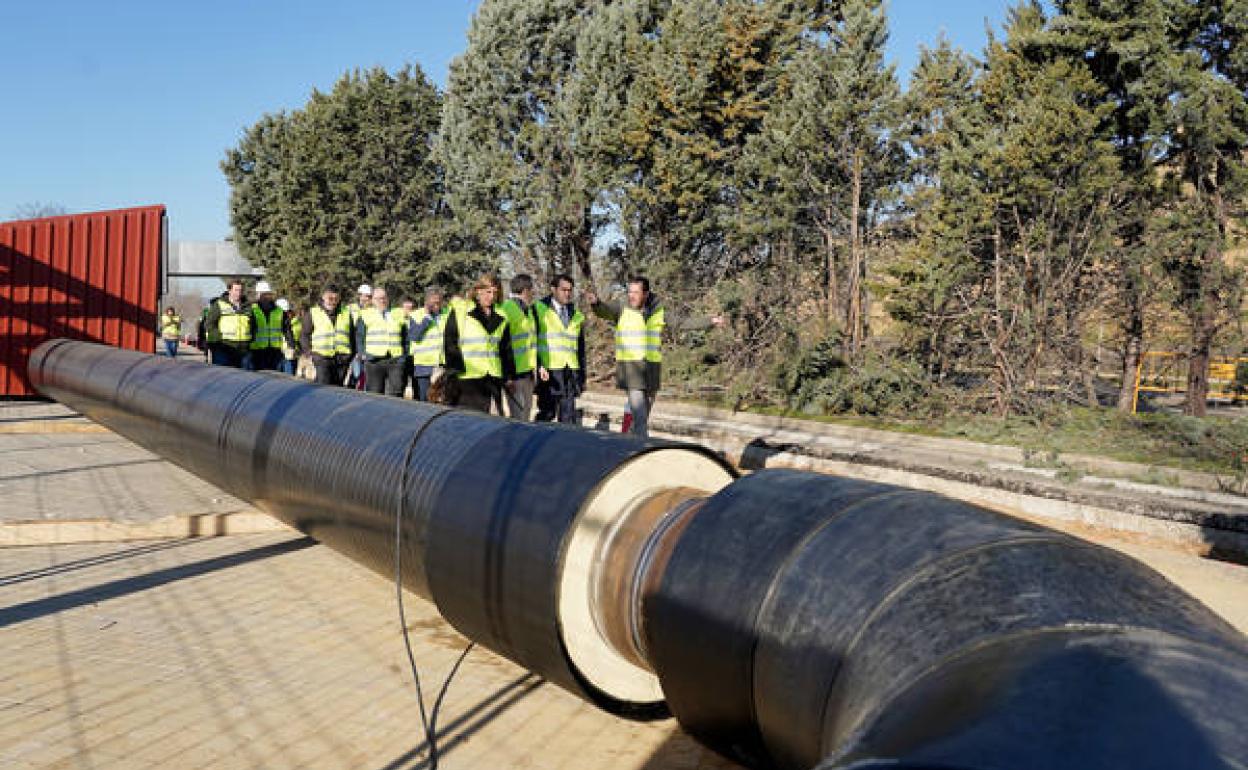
[{"xmin": 29, "ymin": 340, "xmax": 1248, "ymax": 770}]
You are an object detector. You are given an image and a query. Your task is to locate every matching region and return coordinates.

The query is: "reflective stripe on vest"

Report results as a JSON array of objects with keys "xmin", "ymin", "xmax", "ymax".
[
  {"xmin": 498, "ymin": 299, "xmax": 536, "ymax": 373},
  {"xmin": 361, "ymin": 307, "xmax": 405, "ymax": 357},
  {"xmin": 310, "ymin": 306, "xmax": 352, "ymax": 356},
  {"xmin": 615, "ymin": 306, "xmax": 664, "ymax": 363},
  {"xmin": 216, "ymin": 299, "xmax": 252, "ymax": 343},
  {"xmin": 409, "ymin": 307, "xmax": 450, "ymax": 366},
  {"xmin": 456, "ymin": 308, "xmax": 504, "ymax": 380},
  {"xmin": 250, "ymin": 306, "xmax": 284, "ymax": 350},
  {"xmin": 161, "ymin": 314, "xmax": 181, "ymax": 340},
  {"xmin": 534, "ymin": 300, "xmax": 584, "ymax": 370}
]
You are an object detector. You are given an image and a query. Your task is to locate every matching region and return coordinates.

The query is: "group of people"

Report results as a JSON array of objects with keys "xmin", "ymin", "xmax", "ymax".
[{"xmin": 164, "ymin": 271, "xmax": 715, "ymax": 438}]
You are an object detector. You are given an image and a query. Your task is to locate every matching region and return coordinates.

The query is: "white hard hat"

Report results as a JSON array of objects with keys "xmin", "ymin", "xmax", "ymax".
[
  {"xmin": 276, "ymin": 298, "xmax": 290, "ymax": 311},
  {"xmin": 357, "ymin": 283, "xmax": 372, "ymax": 296},
  {"xmin": 254, "ymin": 280, "xmax": 273, "ymax": 294}
]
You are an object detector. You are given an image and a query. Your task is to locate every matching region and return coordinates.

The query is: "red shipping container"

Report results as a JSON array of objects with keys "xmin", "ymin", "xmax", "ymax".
[{"xmin": 0, "ymin": 204, "xmax": 165, "ymax": 397}]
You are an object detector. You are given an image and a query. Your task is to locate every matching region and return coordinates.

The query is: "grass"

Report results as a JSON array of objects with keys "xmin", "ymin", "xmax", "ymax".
[{"xmin": 685, "ymin": 397, "xmax": 1248, "ymax": 479}]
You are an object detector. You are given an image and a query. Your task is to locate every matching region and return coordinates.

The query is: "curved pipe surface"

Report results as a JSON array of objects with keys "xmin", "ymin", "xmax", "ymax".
[{"xmin": 29, "ymin": 340, "xmax": 1248, "ymax": 769}]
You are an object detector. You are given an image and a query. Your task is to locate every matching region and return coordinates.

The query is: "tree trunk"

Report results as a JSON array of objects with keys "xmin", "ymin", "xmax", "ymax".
[
  {"xmin": 845, "ymin": 156, "xmax": 864, "ymax": 356},
  {"xmin": 1185, "ymin": 315, "xmax": 1214, "ymax": 417},
  {"xmin": 1117, "ymin": 282, "xmax": 1145, "ymax": 412},
  {"xmin": 821, "ymin": 221, "xmax": 838, "ymax": 329},
  {"xmin": 571, "ymin": 209, "xmax": 593, "ymax": 285}
]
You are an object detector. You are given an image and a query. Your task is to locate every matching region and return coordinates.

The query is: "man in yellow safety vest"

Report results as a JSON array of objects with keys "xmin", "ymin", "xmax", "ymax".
[
  {"xmin": 498, "ymin": 274, "xmax": 538, "ymax": 420},
  {"xmin": 587, "ymin": 275, "xmax": 723, "ymax": 437},
  {"xmin": 355, "ymin": 286, "xmax": 408, "ymax": 397},
  {"xmin": 407, "ymin": 286, "xmax": 449, "ymax": 402},
  {"xmin": 159, "ymin": 306, "xmax": 181, "ymax": 358},
  {"xmin": 249, "ymin": 281, "xmax": 285, "ymax": 372},
  {"xmin": 300, "ymin": 286, "xmax": 354, "ymax": 387},
  {"xmin": 533, "ymin": 274, "xmax": 586, "ymax": 424},
  {"xmin": 204, "ymin": 279, "xmax": 253, "ymax": 368}
]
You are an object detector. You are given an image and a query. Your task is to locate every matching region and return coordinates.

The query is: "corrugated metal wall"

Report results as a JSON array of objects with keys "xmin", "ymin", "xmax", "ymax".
[{"xmin": 0, "ymin": 205, "xmax": 165, "ymax": 397}]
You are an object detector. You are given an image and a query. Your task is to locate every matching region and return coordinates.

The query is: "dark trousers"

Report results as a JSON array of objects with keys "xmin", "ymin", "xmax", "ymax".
[
  {"xmin": 163, "ymin": 339, "xmax": 178, "ymax": 358},
  {"xmin": 413, "ymin": 375, "xmax": 432, "ymax": 402},
  {"xmin": 504, "ymin": 375, "xmax": 534, "ymax": 421},
  {"xmin": 209, "ymin": 344, "xmax": 248, "ymax": 369},
  {"xmin": 250, "ymin": 348, "xmax": 282, "ymax": 372},
  {"xmin": 313, "ymin": 356, "xmax": 346, "ymax": 386},
  {"xmin": 626, "ymin": 388, "xmax": 658, "ymax": 438},
  {"xmin": 365, "ymin": 357, "xmax": 405, "ymax": 397},
  {"xmin": 454, "ymin": 376, "xmax": 501, "ymax": 413},
  {"xmin": 536, "ymin": 367, "xmax": 581, "ymax": 424}
]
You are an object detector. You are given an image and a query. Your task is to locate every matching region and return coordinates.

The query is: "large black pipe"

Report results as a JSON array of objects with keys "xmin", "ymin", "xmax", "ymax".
[{"xmin": 29, "ymin": 340, "xmax": 1248, "ymax": 769}]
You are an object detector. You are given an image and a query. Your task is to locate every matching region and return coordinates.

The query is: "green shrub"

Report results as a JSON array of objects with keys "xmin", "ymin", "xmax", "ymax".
[{"xmin": 780, "ymin": 344, "xmax": 933, "ymax": 417}]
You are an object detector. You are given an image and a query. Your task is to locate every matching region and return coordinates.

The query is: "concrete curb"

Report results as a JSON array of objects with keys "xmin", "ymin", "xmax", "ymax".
[
  {"xmin": 0, "ymin": 421, "xmax": 106, "ymax": 434},
  {"xmin": 0, "ymin": 510, "xmax": 290, "ymax": 546}
]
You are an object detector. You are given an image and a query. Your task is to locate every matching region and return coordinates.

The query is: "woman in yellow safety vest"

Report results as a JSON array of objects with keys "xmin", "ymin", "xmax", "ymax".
[
  {"xmin": 443, "ymin": 273, "xmax": 514, "ymax": 413},
  {"xmin": 159, "ymin": 306, "xmax": 181, "ymax": 358}
]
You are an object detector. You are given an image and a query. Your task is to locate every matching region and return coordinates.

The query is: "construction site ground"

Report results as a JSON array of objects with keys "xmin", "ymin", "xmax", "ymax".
[{"xmin": 2, "ymin": 397, "xmax": 1246, "ymax": 769}]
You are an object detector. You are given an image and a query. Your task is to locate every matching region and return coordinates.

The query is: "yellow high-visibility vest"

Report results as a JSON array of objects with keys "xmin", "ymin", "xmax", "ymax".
[
  {"xmin": 250, "ymin": 306, "xmax": 284, "ymax": 350},
  {"xmin": 215, "ymin": 299, "xmax": 252, "ymax": 343},
  {"xmin": 409, "ymin": 307, "xmax": 450, "ymax": 366},
  {"xmin": 534, "ymin": 300, "xmax": 584, "ymax": 370},
  {"xmin": 615, "ymin": 306, "xmax": 664, "ymax": 363},
  {"xmin": 498, "ymin": 299, "xmax": 536, "ymax": 374},
  {"xmin": 456, "ymin": 307, "xmax": 504, "ymax": 380},
  {"xmin": 160, "ymin": 313, "xmax": 181, "ymax": 340},
  {"xmin": 361, "ymin": 307, "xmax": 406, "ymax": 357},
  {"xmin": 309, "ymin": 306, "xmax": 352, "ymax": 356}
]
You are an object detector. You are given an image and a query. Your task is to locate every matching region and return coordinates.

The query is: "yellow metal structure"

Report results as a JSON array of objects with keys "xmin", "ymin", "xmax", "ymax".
[{"xmin": 1132, "ymin": 351, "xmax": 1248, "ymax": 411}]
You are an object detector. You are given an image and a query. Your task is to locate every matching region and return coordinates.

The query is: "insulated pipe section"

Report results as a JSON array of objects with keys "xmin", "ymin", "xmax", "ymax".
[
  {"xmin": 27, "ymin": 339, "xmax": 734, "ymax": 714},
  {"xmin": 644, "ymin": 471, "xmax": 1248, "ymax": 770},
  {"xmin": 30, "ymin": 340, "xmax": 1248, "ymax": 769}
]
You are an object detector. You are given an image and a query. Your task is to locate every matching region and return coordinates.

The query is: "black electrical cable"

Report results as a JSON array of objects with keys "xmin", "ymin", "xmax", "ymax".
[{"xmin": 394, "ymin": 405, "xmax": 475, "ymax": 770}]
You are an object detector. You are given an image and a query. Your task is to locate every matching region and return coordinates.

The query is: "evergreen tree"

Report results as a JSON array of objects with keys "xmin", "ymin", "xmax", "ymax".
[
  {"xmin": 438, "ymin": 0, "xmax": 603, "ymax": 282},
  {"xmin": 1159, "ymin": 0, "xmax": 1248, "ymax": 415},
  {"xmin": 892, "ymin": 3, "xmax": 1121, "ymax": 414},
  {"xmin": 616, "ymin": 0, "xmax": 811, "ymax": 284},
  {"xmin": 885, "ymin": 38, "xmax": 981, "ymax": 377},
  {"xmin": 744, "ymin": 0, "xmax": 904, "ymax": 353},
  {"xmin": 222, "ymin": 66, "xmax": 465, "ymax": 302}
]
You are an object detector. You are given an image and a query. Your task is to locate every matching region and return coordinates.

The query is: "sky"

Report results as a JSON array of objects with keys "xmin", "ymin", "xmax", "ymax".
[{"xmin": 0, "ymin": 1, "xmax": 1011, "ymax": 242}]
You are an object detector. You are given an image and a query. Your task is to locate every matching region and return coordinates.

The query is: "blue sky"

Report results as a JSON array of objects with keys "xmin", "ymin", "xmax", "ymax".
[{"xmin": 0, "ymin": 1, "xmax": 1010, "ymax": 241}]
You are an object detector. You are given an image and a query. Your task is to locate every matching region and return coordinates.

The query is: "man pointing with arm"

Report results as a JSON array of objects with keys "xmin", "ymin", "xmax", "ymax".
[{"xmin": 586, "ymin": 276, "xmax": 723, "ymax": 438}]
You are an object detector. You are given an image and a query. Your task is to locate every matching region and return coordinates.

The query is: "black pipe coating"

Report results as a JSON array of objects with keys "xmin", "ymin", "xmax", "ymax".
[
  {"xmin": 26, "ymin": 338, "xmax": 728, "ymax": 712},
  {"xmin": 29, "ymin": 340, "xmax": 1248, "ymax": 770}
]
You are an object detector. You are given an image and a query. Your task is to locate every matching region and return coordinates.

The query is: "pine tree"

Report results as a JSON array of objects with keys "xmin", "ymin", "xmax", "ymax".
[
  {"xmin": 745, "ymin": 0, "xmax": 903, "ymax": 353},
  {"xmin": 885, "ymin": 38, "xmax": 981, "ymax": 377},
  {"xmin": 438, "ymin": 0, "xmax": 603, "ymax": 282},
  {"xmin": 222, "ymin": 66, "xmax": 463, "ymax": 302}
]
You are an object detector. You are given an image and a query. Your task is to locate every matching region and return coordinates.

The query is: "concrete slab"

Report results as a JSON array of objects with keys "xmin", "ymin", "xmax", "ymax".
[
  {"xmin": 0, "ymin": 533, "xmax": 738, "ymax": 769},
  {"xmin": 0, "ymin": 404, "xmax": 249, "ymax": 526}
]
